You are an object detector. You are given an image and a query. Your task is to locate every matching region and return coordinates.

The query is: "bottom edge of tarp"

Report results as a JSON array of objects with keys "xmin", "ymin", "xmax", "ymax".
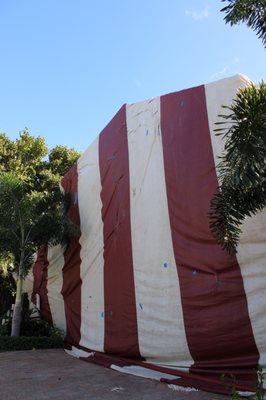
[{"xmin": 64, "ymin": 344, "xmax": 266, "ymax": 397}]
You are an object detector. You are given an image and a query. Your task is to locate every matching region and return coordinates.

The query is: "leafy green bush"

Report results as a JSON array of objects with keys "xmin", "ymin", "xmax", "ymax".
[
  {"xmin": 0, "ymin": 336, "xmax": 64, "ymax": 352},
  {"xmin": 1, "ymin": 294, "xmax": 64, "ymax": 338},
  {"xmin": 0, "ymin": 321, "xmax": 10, "ymax": 337},
  {"xmin": 20, "ymin": 314, "xmax": 64, "ymax": 338},
  {"xmin": 0, "ymin": 297, "xmax": 65, "ymax": 351}
]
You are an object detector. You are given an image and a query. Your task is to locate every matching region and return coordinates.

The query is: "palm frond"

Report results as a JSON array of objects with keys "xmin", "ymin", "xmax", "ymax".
[{"xmin": 209, "ymin": 81, "xmax": 266, "ymax": 254}]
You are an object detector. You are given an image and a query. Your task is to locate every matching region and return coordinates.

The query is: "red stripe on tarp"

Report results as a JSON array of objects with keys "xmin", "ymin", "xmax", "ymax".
[
  {"xmin": 32, "ymin": 246, "xmax": 53, "ymax": 324},
  {"xmin": 99, "ymin": 105, "xmax": 140, "ymax": 357},
  {"xmin": 160, "ymin": 86, "xmax": 259, "ymax": 376},
  {"xmin": 61, "ymin": 163, "xmax": 82, "ymax": 345},
  {"xmin": 61, "ymin": 163, "xmax": 80, "ymax": 226},
  {"xmin": 62, "ymin": 237, "xmax": 82, "ymax": 345}
]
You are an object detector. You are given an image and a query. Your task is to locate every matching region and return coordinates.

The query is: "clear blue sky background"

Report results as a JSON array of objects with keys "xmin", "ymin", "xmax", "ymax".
[{"xmin": 1, "ymin": 0, "xmax": 265, "ymax": 153}]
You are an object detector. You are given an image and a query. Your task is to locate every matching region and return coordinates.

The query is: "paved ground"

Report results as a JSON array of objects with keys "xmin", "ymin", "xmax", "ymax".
[{"xmin": 0, "ymin": 349, "xmax": 229, "ymax": 400}]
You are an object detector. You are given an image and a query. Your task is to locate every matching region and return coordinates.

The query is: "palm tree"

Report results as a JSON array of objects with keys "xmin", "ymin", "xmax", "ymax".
[
  {"xmin": 221, "ymin": 0, "xmax": 266, "ymax": 48},
  {"xmin": 209, "ymin": 81, "xmax": 266, "ymax": 254},
  {"xmin": 0, "ymin": 130, "xmax": 81, "ymax": 336},
  {"xmin": 0, "ymin": 173, "xmax": 67, "ymax": 336}
]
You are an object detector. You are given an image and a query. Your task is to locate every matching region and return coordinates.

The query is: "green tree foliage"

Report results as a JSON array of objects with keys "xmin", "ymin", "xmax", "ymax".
[
  {"xmin": 209, "ymin": 82, "xmax": 266, "ymax": 254},
  {"xmin": 0, "ymin": 129, "xmax": 80, "ymax": 193},
  {"xmin": 221, "ymin": 0, "xmax": 266, "ymax": 47},
  {"xmin": 0, "ymin": 129, "xmax": 81, "ymax": 335},
  {"xmin": 47, "ymin": 145, "xmax": 81, "ymax": 177},
  {"xmin": 0, "ymin": 129, "xmax": 48, "ymax": 186},
  {"xmin": 0, "ymin": 172, "xmax": 66, "ymax": 272}
]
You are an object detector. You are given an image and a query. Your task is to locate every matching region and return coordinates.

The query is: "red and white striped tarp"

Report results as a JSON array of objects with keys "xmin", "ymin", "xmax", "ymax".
[{"xmin": 29, "ymin": 74, "xmax": 266, "ymax": 395}]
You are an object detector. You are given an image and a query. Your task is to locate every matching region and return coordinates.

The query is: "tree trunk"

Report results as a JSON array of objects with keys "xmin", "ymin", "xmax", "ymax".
[{"xmin": 11, "ymin": 276, "xmax": 23, "ymax": 337}]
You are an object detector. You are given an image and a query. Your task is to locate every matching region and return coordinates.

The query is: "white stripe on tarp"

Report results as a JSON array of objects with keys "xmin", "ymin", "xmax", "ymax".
[
  {"xmin": 237, "ymin": 210, "xmax": 266, "ymax": 369},
  {"xmin": 111, "ymin": 364, "xmax": 178, "ymax": 381},
  {"xmin": 47, "ymin": 244, "xmax": 66, "ymax": 332},
  {"xmin": 126, "ymin": 98, "xmax": 192, "ymax": 365},
  {"xmin": 205, "ymin": 74, "xmax": 266, "ymax": 370},
  {"xmin": 65, "ymin": 346, "xmax": 95, "ymax": 359},
  {"xmin": 78, "ymin": 137, "xmax": 105, "ymax": 352},
  {"xmin": 22, "ymin": 267, "xmax": 34, "ymax": 304},
  {"xmin": 204, "ymin": 74, "xmax": 251, "ymax": 170}
]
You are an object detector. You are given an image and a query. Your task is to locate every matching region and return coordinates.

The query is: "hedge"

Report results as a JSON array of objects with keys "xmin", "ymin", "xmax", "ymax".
[{"xmin": 0, "ymin": 336, "xmax": 64, "ymax": 352}]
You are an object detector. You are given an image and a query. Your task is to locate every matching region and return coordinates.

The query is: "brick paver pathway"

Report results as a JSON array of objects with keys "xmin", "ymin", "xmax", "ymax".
[{"xmin": 0, "ymin": 349, "xmax": 229, "ymax": 400}]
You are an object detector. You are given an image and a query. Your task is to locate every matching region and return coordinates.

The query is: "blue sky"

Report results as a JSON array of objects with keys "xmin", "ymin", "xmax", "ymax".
[{"xmin": 1, "ymin": 0, "xmax": 265, "ymax": 153}]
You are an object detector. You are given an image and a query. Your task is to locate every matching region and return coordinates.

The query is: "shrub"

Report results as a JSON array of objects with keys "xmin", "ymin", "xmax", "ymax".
[
  {"xmin": 0, "ymin": 336, "xmax": 64, "ymax": 352},
  {"xmin": 0, "ymin": 297, "xmax": 65, "ymax": 351}
]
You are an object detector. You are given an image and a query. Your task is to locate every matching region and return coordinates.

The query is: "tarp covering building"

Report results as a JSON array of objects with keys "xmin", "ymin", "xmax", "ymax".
[{"xmin": 28, "ymin": 74, "xmax": 266, "ymax": 395}]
